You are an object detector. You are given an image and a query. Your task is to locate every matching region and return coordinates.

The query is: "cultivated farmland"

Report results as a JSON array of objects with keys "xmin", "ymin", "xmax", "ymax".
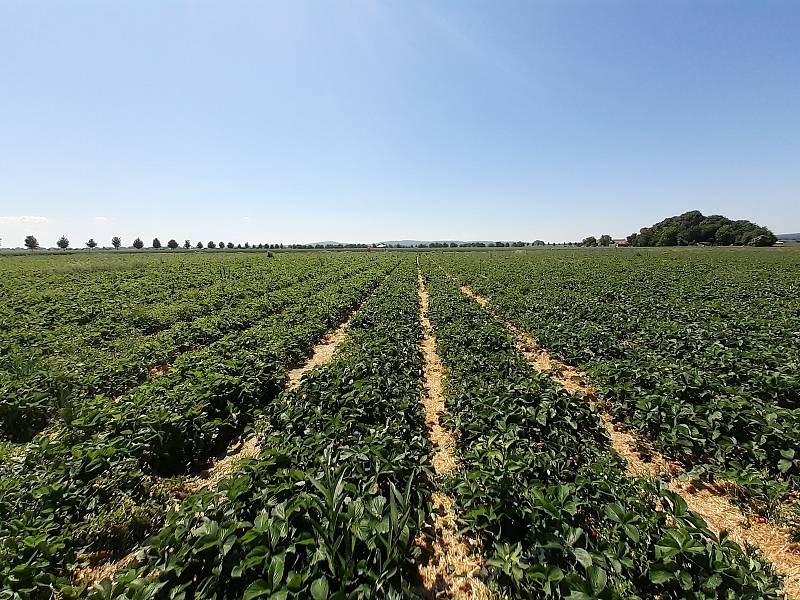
[{"xmin": 1, "ymin": 248, "xmax": 799, "ymax": 599}]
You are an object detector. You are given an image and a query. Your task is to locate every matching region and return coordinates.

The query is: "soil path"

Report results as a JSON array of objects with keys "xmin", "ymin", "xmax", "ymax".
[
  {"xmin": 458, "ymin": 284, "xmax": 800, "ymax": 600},
  {"xmin": 417, "ymin": 270, "xmax": 491, "ymax": 599}
]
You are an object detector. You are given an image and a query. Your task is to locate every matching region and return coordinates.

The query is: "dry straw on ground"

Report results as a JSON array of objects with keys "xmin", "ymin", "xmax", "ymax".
[
  {"xmin": 417, "ymin": 273, "xmax": 491, "ymax": 599},
  {"xmin": 459, "ymin": 284, "xmax": 800, "ymax": 600},
  {"xmin": 286, "ymin": 320, "xmax": 351, "ymax": 389}
]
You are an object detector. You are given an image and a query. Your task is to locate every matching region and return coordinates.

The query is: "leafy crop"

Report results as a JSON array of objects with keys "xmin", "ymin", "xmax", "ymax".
[
  {"xmin": 95, "ymin": 260, "xmax": 433, "ymax": 599},
  {"xmin": 420, "ymin": 260, "xmax": 784, "ymax": 598},
  {"xmin": 438, "ymin": 248, "xmax": 800, "ymax": 518},
  {"xmin": 0, "ymin": 255, "xmax": 396, "ymax": 596},
  {"xmin": 0, "ymin": 253, "xmax": 395, "ymax": 441}
]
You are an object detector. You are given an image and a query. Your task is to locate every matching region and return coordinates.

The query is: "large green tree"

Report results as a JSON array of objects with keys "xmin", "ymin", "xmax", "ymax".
[{"xmin": 627, "ymin": 211, "xmax": 775, "ymax": 247}]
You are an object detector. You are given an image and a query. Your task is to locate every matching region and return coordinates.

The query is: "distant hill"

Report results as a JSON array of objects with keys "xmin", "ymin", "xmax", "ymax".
[
  {"xmin": 379, "ymin": 240, "xmax": 482, "ymax": 247},
  {"xmin": 309, "ymin": 240, "xmax": 504, "ymax": 247},
  {"xmin": 777, "ymin": 233, "xmax": 800, "ymax": 241},
  {"xmin": 627, "ymin": 211, "xmax": 777, "ymax": 247}
]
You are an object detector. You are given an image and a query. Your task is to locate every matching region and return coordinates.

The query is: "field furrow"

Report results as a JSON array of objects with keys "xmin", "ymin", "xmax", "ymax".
[
  {"xmin": 421, "ymin": 259, "xmax": 785, "ymax": 598},
  {"xmin": 457, "ymin": 274, "xmax": 800, "ymax": 599},
  {"xmin": 416, "ymin": 267, "xmax": 490, "ymax": 599}
]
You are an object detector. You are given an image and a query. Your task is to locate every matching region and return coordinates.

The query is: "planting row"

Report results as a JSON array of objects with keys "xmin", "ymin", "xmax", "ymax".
[
  {"xmin": 1, "ymin": 255, "xmax": 394, "ymax": 441},
  {"xmin": 90, "ymin": 260, "xmax": 433, "ymax": 599},
  {"xmin": 1, "ymin": 253, "xmax": 298, "ymax": 354},
  {"xmin": 438, "ymin": 250, "xmax": 800, "ymax": 508},
  {"xmin": 421, "ymin": 262, "xmax": 785, "ymax": 598},
  {"xmin": 0, "ymin": 263, "xmax": 393, "ymax": 597}
]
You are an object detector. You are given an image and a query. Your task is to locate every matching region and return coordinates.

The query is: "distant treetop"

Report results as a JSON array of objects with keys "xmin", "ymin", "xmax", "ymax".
[{"xmin": 627, "ymin": 211, "xmax": 776, "ymax": 247}]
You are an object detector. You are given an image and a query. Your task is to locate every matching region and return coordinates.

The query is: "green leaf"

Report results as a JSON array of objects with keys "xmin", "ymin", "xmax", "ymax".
[
  {"xmin": 311, "ymin": 576, "xmax": 329, "ymax": 600},
  {"xmin": 573, "ymin": 547, "xmax": 593, "ymax": 568},
  {"xmin": 588, "ymin": 566, "xmax": 607, "ymax": 594},
  {"xmin": 624, "ymin": 524, "xmax": 640, "ymax": 543},
  {"xmin": 650, "ymin": 570, "xmax": 673, "ymax": 584},
  {"xmin": 243, "ymin": 580, "xmax": 271, "ymax": 600},
  {"xmin": 702, "ymin": 572, "xmax": 723, "ymax": 591}
]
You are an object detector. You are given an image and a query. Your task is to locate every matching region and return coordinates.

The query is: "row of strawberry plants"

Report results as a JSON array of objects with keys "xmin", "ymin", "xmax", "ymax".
[
  {"xmin": 0, "ymin": 253, "xmax": 365, "ymax": 390},
  {"xmin": 87, "ymin": 259, "xmax": 433, "ymax": 599},
  {"xmin": 0, "ymin": 253, "xmax": 295, "ymax": 356},
  {"xmin": 0, "ymin": 252, "xmax": 311, "ymax": 335},
  {"xmin": 421, "ymin": 264, "xmax": 784, "ymax": 599},
  {"xmin": 0, "ymin": 258, "xmax": 384, "ymax": 441},
  {"xmin": 0, "ymin": 264, "xmax": 395, "ymax": 597},
  {"xmin": 438, "ymin": 250, "xmax": 800, "ymax": 512}
]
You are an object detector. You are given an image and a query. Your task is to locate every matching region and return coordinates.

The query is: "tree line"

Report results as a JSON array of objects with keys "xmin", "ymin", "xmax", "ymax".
[{"xmin": 20, "ymin": 236, "xmax": 286, "ymax": 251}]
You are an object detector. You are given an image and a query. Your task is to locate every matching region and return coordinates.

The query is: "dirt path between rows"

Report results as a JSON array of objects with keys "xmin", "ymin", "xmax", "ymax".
[
  {"xmin": 417, "ymin": 270, "xmax": 491, "ymax": 599},
  {"xmin": 74, "ymin": 314, "xmax": 356, "ymax": 588},
  {"xmin": 458, "ymin": 284, "xmax": 800, "ymax": 600}
]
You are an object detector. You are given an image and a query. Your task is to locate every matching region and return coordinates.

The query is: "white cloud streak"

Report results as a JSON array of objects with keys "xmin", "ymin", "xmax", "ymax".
[{"xmin": 0, "ymin": 215, "xmax": 49, "ymax": 224}]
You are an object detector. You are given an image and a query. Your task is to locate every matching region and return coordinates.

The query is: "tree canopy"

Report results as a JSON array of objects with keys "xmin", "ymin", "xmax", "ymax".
[{"xmin": 626, "ymin": 211, "xmax": 776, "ymax": 247}]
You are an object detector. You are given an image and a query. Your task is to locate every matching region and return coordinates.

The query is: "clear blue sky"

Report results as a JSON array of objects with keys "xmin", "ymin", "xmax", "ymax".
[{"xmin": 1, "ymin": 1, "xmax": 798, "ymax": 247}]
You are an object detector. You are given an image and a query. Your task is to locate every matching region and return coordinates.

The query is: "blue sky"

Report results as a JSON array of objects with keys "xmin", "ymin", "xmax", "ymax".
[{"xmin": 1, "ymin": 1, "xmax": 798, "ymax": 246}]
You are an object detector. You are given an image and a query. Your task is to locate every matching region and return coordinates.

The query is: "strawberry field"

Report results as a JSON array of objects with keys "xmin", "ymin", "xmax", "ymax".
[
  {"xmin": 437, "ymin": 248, "xmax": 800, "ymax": 538},
  {"xmin": 1, "ymin": 248, "xmax": 799, "ymax": 598}
]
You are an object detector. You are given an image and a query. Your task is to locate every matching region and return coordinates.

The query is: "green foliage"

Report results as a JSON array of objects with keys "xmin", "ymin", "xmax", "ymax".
[
  {"xmin": 627, "ymin": 210, "xmax": 776, "ymax": 246},
  {"xmin": 0, "ymin": 253, "xmax": 399, "ymax": 593},
  {"xmin": 3, "ymin": 250, "xmax": 797, "ymax": 598},
  {"xmin": 132, "ymin": 238, "xmax": 144, "ymax": 250},
  {"xmin": 420, "ymin": 262, "xmax": 784, "ymax": 598},
  {"xmin": 94, "ymin": 261, "xmax": 432, "ymax": 599},
  {"xmin": 57, "ymin": 236, "xmax": 70, "ymax": 249},
  {"xmin": 439, "ymin": 247, "xmax": 800, "ymax": 535},
  {"xmin": 24, "ymin": 235, "xmax": 39, "ymax": 250},
  {"xmin": 111, "ymin": 237, "xmax": 122, "ymax": 249}
]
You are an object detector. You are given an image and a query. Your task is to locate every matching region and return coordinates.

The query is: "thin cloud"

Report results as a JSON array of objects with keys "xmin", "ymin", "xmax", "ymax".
[
  {"xmin": 0, "ymin": 215, "xmax": 49, "ymax": 224},
  {"xmin": 93, "ymin": 216, "xmax": 110, "ymax": 223}
]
